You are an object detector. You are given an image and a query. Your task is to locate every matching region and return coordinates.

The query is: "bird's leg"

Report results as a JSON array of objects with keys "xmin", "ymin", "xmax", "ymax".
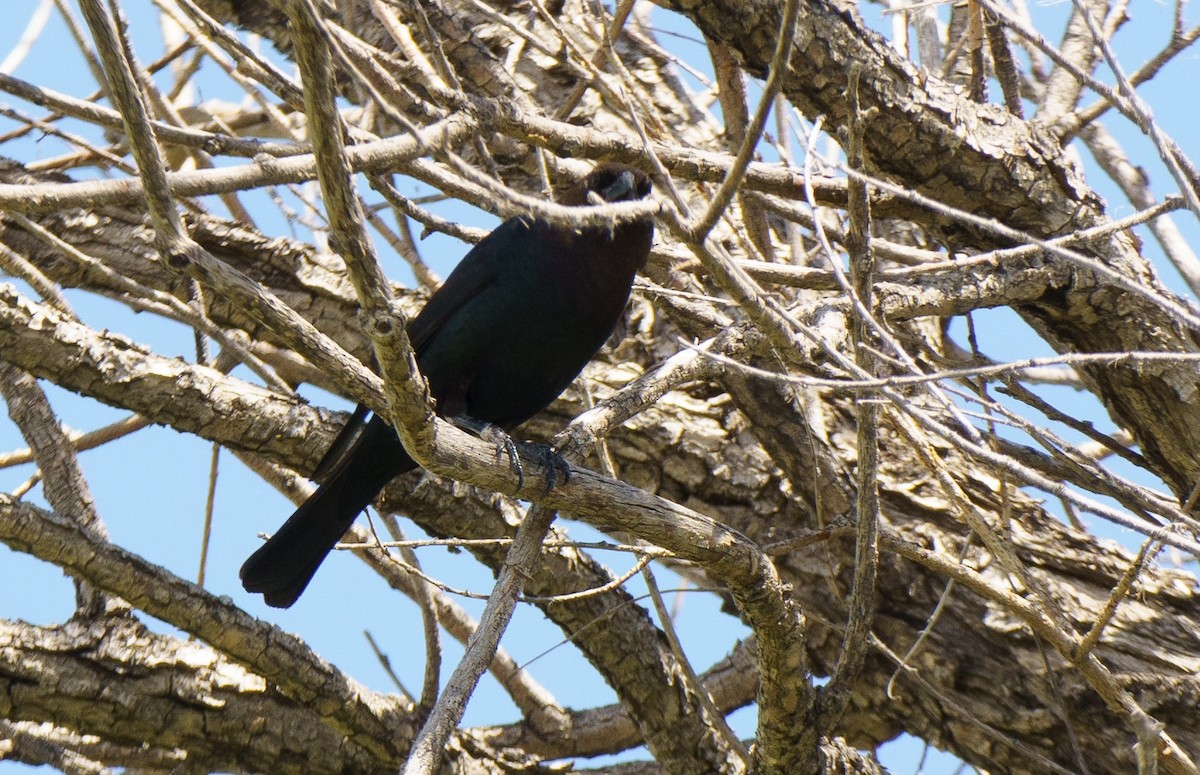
[
  {"xmin": 450, "ymin": 414, "xmax": 525, "ymax": 491},
  {"xmin": 448, "ymin": 415, "xmax": 572, "ymax": 495}
]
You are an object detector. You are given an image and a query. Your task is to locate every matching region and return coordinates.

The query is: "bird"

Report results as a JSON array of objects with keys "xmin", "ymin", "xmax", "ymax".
[{"xmin": 241, "ymin": 163, "xmax": 654, "ymax": 608}]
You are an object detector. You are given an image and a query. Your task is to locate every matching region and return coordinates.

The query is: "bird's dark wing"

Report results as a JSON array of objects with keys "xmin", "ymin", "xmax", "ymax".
[
  {"xmin": 309, "ymin": 403, "xmax": 371, "ymax": 483},
  {"xmin": 405, "ymin": 217, "xmax": 529, "ymax": 355},
  {"xmin": 305, "ymin": 218, "xmax": 529, "ymax": 484}
]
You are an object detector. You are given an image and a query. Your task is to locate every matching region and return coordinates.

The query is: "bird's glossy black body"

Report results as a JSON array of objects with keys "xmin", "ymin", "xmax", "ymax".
[{"xmin": 241, "ymin": 164, "xmax": 654, "ymax": 607}]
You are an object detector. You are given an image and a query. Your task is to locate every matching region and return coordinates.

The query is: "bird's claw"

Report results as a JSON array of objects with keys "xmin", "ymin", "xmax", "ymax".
[{"xmin": 515, "ymin": 441, "xmax": 571, "ymax": 495}]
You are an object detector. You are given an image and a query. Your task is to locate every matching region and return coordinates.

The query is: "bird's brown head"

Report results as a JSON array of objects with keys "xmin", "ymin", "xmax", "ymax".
[
  {"xmin": 558, "ymin": 163, "xmax": 654, "ymax": 277},
  {"xmin": 562, "ymin": 163, "xmax": 652, "ymax": 207}
]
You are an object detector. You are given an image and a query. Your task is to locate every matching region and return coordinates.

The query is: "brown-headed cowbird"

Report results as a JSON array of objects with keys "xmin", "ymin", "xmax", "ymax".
[{"xmin": 241, "ymin": 163, "xmax": 654, "ymax": 608}]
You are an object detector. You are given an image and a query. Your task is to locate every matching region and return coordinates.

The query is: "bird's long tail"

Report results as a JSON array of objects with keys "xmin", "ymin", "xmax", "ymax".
[{"xmin": 240, "ymin": 417, "xmax": 415, "ymax": 608}]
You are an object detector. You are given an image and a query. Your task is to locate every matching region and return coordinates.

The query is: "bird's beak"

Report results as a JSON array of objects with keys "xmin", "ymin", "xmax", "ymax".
[{"xmin": 600, "ymin": 170, "xmax": 638, "ymax": 202}]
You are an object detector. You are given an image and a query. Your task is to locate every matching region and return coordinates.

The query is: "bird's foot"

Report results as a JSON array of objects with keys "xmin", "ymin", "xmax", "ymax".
[
  {"xmin": 451, "ymin": 415, "xmax": 525, "ymax": 490},
  {"xmin": 448, "ymin": 415, "xmax": 570, "ymax": 495},
  {"xmin": 514, "ymin": 441, "xmax": 571, "ymax": 494}
]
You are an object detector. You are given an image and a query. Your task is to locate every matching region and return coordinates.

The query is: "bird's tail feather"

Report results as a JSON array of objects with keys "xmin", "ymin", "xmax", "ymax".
[{"xmin": 240, "ymin": 419, "xmax": 414, "ymax": 608}]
